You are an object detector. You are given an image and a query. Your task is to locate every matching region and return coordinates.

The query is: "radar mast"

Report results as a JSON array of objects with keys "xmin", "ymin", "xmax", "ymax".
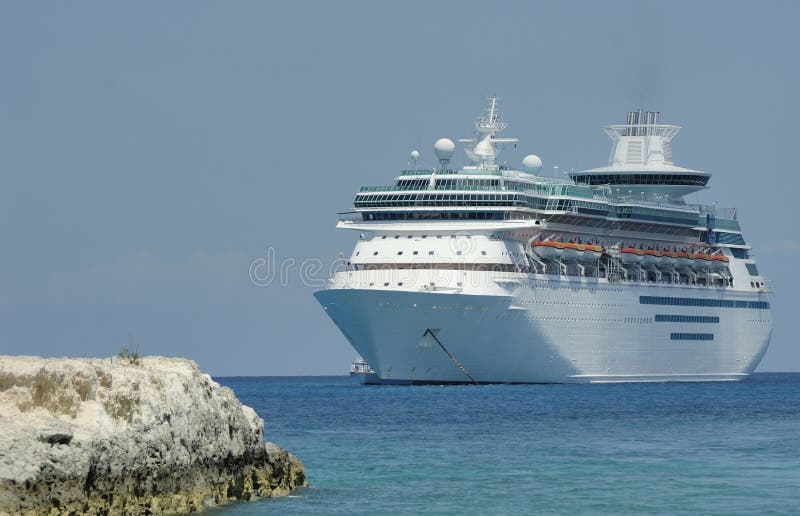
[{"xmin": 460, "ymin": 96, "xmax": 518, "ymax": 170}]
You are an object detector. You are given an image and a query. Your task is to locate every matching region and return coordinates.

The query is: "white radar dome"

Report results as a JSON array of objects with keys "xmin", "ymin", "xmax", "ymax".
[
  {"xmin": 522, "ymin": 154, "xmax": 543, "ymax": 173},
  {"xmin": 434, "ymin": 138, "xmax": 456, "ymax": 161},
  {"xmin": 410, "ymin": 149, "xmax": 420, "ymax": 160}
]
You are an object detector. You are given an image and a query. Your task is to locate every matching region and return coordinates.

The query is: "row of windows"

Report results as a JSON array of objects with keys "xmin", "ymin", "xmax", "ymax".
[
  {"xmin": 614, "ymin": 205, "xmax": 699, "ymax": 225},
  {"xmin": 731, "ymin": 248, "xmax": 750, "ymax": 259},
  {"xmin": 429, "ymin": 178, "xmax": 501, "ymax": 189},
  {"xmin": 395, "ymin": 179, "xmax": 430, "ymax": 189},
  {"xmin": 356, "ymin": 193, "xmax": 704, "ymax": 227},
  {"xmin": 655, "ymin": 314, "xmax": 720, "ymax": 324},
  {"xmin": 670, "ymin": 333, "xmax": 715, "ymax": 341},
  {"xmin": 361, "ymin": 250, "xmax": 490, "ymax": 257},
  {"xmin": 572, "ymin": 174, "xmax": 710, "ymax": 187},
  {"xmin": 378, "ymin": 234, "xmax": 473, "ymax": 239},
  {"xmin": 640, "ymin": 296, "xmax": 770, "ymax": 310},
  {"xmin": 707, "ymin": 232, "xmax": 747, "ymax": 245},
  {"xmin": 356, "ymin": 192, "xmax": 613, "ymax": 215},
  {"xmin": 363, "ymin": 211, "xmax": 508, "ymax": 221},
  {"xmin": 355, "ymin": 192, "xmax": 540, "ymax": 208},
  {"xmin": 390, "ymin": 178, "xmax": 594, "ymax": 197}
]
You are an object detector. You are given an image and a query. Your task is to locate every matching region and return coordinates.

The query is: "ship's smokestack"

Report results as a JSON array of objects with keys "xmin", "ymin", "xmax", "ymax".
[{"xmin": 625, "ymin": 111, "xmax": 636, "ymax": 136}]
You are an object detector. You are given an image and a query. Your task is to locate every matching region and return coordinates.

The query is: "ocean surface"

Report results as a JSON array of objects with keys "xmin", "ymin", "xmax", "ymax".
[{"xmin": 213, "ymin": 374, "xmax": 800, "ymax": 515}]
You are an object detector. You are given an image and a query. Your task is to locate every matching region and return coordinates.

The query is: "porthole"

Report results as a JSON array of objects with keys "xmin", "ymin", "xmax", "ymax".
[
  {"xmin": 413, "ymin": 251, "xmax": 419, "ymax": 255},
  {"xmin": 397, "ymin": 251, "xmax": 403, "ymax": 255},
  {"xmin": 481, "ymin": 251, "xmax": 487, "ymax": 255},
  {"xmin": 373, "ymin": 251, "xmax": 379, "ymax": 256}
]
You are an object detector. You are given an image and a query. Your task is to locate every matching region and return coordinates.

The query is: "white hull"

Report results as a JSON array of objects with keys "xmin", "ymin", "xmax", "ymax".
[
  {"xmin": 350, "ymin": 371, "xmax": 381, "ymax": 385},
  {"xmin": 315, "ymin": 273, "xmax": 772, "ymax": 384}
]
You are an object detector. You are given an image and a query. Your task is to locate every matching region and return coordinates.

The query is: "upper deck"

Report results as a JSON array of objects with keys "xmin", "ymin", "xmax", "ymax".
[
  {"xmin": 340, "ymin": 100, "xmax": 744, "ymax": 247},
  {"xmin": 349, "ymin": 166, "xmax": 741, "ymax": 238}
]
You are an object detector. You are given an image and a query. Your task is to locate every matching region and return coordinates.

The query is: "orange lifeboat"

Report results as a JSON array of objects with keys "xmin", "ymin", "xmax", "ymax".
[
  {"xmin": 709, "ymin": 253, "xmax": 729, "ymax": 271},
  {"xmin": 642, "ymin": 249, "xmax": 661, "ymax": 267},
  {"xmin": 675, "ymin": 252, "xmax": 692, "ymax": 268},
  {"xmin": 577, "ymin": 243, "xmax": 604, "ymax": 263},
  {"xmin": 531, "ymin": 241, "xmax": 604, "ymax": 262},
  {"xmin": 561, "ymin": 242, "xmax": 580, "ymax": 262},
  {"xmin": 660, "ymin": 251, "xmax": 678, "ymax": 268},
  {"xmin": 531, "ymin": 241, "xmax": 562, "ymax": 260},
  {"xmin": 620, "ymin": 247, "xmax": 644, "ymax": 265}
]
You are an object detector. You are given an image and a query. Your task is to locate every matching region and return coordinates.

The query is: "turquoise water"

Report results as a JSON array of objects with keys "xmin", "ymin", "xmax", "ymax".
[{"xmin": 214, "ymin": 374, "xmax": 800, "ymax": 514}]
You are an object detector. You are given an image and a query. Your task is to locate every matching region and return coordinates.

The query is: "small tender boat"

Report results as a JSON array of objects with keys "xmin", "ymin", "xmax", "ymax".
[{"xmin": 350, "ymin": 357, "xmax": 380, "ymax": 385}]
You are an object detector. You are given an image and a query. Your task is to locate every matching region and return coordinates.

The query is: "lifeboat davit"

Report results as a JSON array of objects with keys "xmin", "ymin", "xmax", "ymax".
[{"xmin": 620, "ymin": 247, "xmax": 643, "ymax": 265}]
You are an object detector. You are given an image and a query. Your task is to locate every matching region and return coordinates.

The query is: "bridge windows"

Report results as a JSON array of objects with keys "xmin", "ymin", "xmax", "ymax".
[{"xmin": 572, "ymin": 173, "xmax": 710, "ymax": 187}]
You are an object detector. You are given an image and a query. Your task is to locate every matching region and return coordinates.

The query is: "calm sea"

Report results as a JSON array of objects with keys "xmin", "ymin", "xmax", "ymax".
[{"xmin": 213, "ymin": 374, "xmax": 800, "ymax": 515}]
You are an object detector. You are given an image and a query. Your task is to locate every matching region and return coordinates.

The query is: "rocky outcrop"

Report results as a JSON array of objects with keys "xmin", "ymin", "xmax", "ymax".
[{"xmin": 0, "ymin": 356, "xmax": 306, "ymax": 515}]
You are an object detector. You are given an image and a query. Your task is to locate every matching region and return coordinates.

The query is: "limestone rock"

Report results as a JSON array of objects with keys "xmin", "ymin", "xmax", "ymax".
[{"xmin": 0, "ymin": 355, "xmax": 306, "ymax": 515}]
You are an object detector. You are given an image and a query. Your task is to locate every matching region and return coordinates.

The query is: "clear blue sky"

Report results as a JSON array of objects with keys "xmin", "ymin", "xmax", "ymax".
[{"xmin": 2, "ymin": 1, "xmax": 798, "ymax": 375}]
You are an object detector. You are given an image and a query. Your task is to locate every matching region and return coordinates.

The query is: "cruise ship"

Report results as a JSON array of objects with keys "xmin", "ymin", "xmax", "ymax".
[{"xmin": 314, "ymin": 98, "xmax": 773, "ymax": 384}]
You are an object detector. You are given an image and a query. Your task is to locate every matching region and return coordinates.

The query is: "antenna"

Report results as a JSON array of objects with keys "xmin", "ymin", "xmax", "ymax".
[
  {"xmin": 434, "ymin": 138, "xmax": 455, "ymax": 171},
  {"xmin": 522, "ymin": 154, "xmax": 542, "ymax": 174},
  {"xmin": 410, "ymin": 149, "xmax": 420, "ymax": 168},
  {"xmin": 459, "ymin": 96, "xmax": 518, "ymax": 170}
]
